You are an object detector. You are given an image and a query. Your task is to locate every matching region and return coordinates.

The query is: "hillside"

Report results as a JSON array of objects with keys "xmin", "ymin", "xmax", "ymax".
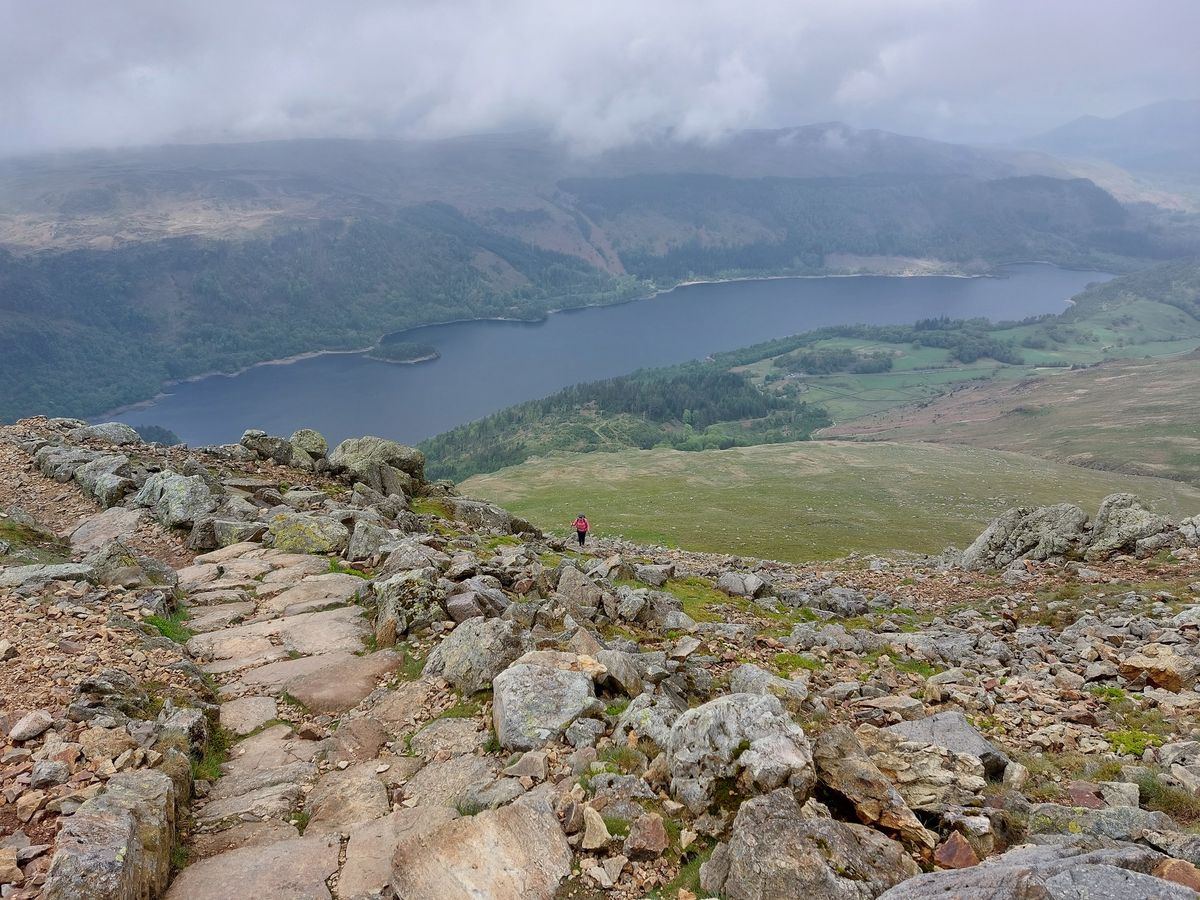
[
  {"xmin": 423, "ymin": 257, "xmax": 1200, "ymax": 483},
  {"xmin": 459, "ymin": 441, "xmax": 1200, "ymax": 561},
  {"xmin": 4, "ymin": 417, "xmax": 1200, "ymax": 898},
  {"xmin": 4, "ymin": 130, "xmax": 1200, "ymax": 422}
]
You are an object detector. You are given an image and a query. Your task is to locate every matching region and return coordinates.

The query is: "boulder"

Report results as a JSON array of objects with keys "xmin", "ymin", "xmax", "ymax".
[
  {"xmin": 371, "ymin": 569, "xmax": 445, "ymax": 645},
  {"xmin": 812, "ymin": 725, "xmax": 937, "ymax": 856},
  {"xmin": 423, "ymin": 617, "xmax": 530, "ymax": 695},
  {"xmin": 43, "ymin": 770, "xmax": 176, "ymax": 900},
  {"xmin": 961, "ymin": 503, "xmax": 1089, "ymax": 570},
  {"xmin": 492, "ymin": 654, "xmax": 598, "ymax": 750},
  {"xmin": 240, "ymin": 429, "xmax": 294, "ymax": 464},
  {"xmin": 69, "ymin": 422, "xmax": 141, "ymax": 445},
  {"xmin": 700, "ymin": 788, "xmax": 919, "ymax": 900},
  {"xmin": 856, "ymin": 725, "xmax": 988, "ymax": 811},
  {"xmin": 9, "ymin": 710, "xmax": 53, "ymax": 741},
  {"xmin": 132, "ymin": 472, "xmax": 218, "ymax": 529},
  {"xmin": 73, "ymin": 454, "xmax": 133, "ymax": 506},
  {"xmin": 390, "ymin": 801, "xmax": 570, "ymax": 900},
  {"xmin": 730, "ymin": 662, "xmax": 808, "ymax": 710},
  {"xmin": 1119, "ymin": 643, "xmax": 1200, "ymax": 692},
  {"xmin": 884, "ymin": 711, "xmax": 1010, "ymax": 780},
  {"xmin": 68, "ymin": 507, "xmax": 148, "ymax": 553},
  {"xmin": 266, "ymin": 511, "xmax": 349, "ymax": 555},
  {"xmin": 556, "ymin": 566, "xmax": 605, "ymax": 612},
  {"xmin": 451, "ymin": 498, "xmax": 514, "ymax": 532},
  {"xmin": 1028, "ymin": 802, "xmax": 1177, "ymax": 841},
  {"xmin": 1087, "ymin": 493, "xmax": 1172, "ymax": 560},
  {"xmin": 877, "ymin": 843, "xmax": 1192, "ymax": 899},
  {"xmin": 614, "ymin": 691, "xmax": 687, "ymax": 751},
  {"xmin": 289, "ymin": 428, "xmax": 329, "ymax": 458},
  {"xmin": 347, "ymin": 521, "xmax": 402, "ymax": 561},
  {"xmin": 717, "ymin": 571, "xmax": 767, "ymax": 598},
  {"xmin": 329, "ymin": 436, "xmax": 425, "ymax": 494},
  {"xmin": 0, "ymin": 563, "xmax": 95, "ymax": 589},
  {"xmin": 84, "ymin": 540, "xmax": 178, "ymax": 589},
  {"xmin": 668, "ymin": 693, "xmax": 815, "ymax": 814},
  {"xmin": 634, "ymin": 563, "xmax": 674, "ymax": 587}
]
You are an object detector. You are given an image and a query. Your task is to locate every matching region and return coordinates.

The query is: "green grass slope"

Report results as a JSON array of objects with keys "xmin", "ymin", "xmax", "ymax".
[{"xmin": 460, "ymin": 441, "xmax": 1200, "ymax": 562}]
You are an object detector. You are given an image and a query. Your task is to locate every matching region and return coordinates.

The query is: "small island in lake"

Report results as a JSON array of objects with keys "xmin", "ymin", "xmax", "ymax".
[{"xmin": 366, "ymin": 340, "xmax": 440, "ymax": 364}]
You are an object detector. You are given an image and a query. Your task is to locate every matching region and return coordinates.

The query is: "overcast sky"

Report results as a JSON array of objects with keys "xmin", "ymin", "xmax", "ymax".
[{"xmin": 1, "ymin": 0, "xmax": 1196, "ymax": 156}]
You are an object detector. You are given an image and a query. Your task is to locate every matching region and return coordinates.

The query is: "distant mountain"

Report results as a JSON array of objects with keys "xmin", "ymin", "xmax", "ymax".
[{"xmin": 1025, "ymin": 99, "xmax": 1200, "ymax": 175}]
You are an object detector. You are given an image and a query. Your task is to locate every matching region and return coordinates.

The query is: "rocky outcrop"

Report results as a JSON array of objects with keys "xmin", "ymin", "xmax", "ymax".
[
  {"xmin": 1087, "ymin": 492, "xmax": 1172, "ymax": 559},
  {"xmin": 329, "ymin": 436, "xmax": 425, "ymax": 496},
  {"xmin": 492, "ymin": 652, "xmax": 599, "ymax": 750},
  {"xmin": 668, "ymin": 693, "xmax": 815, "ymax": 814},
  {"xmin": 960, "ymin": 503, "xmax": 1089, "ymax": 569},
  {"xmin": 701, "ymin": 788, "xmax": 919, "ymax": 900}
]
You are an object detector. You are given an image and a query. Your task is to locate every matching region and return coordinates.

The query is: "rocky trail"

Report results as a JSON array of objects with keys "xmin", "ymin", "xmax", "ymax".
[{"xmin": 3, "ymin": 417, "xmax": 1200, "ymax": 899}]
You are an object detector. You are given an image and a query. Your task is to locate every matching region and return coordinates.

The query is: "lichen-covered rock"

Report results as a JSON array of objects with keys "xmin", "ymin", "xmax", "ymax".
[
  {"xmin": 330, "ymin": 436, "xmax": 425, "ymax": 494},
  {"xmin": 1086, "ymin": 493, "xmax": 1172, "ymax": 560},
  {"xmin": 423, "ymin": 617, "xmax": 529, "ymax": 694},
  {"xmin": 132, "ymin": 472, "xmax": 218, "ymax": 528},
  {"xmin": 0, "ymin": 562, "xmax": 95, "ymax": 589},
  {"xmin": 492, "ymin": 654, "xmax": 598, "ymax": 750},
  {"xmin": 84, "ymin": 539, "xmax": 178, "ymax": 589},
  {"xmin": 347, "ymin": 521, "xmax": 402, "ymax": 561},
  {"xmin": 884, "ymin": 710, "xmax": 1010, "ymax": 779},
  {"xmin": 1028, "ymin": 802, "xmax": 1178, "ymax": 841},
  {"xmin": 266, "ymin": 511, "xmax": 349, "ymax": 554},
  {"xmin": 668, "ymin": 693, "xmax": 815, "ymax": 814},
  {"xmin": 451, "ymin": 497, "xmax": 514, "ymax": 532},
  {"xmin": 615, "ymin": 691, "xmax": 687, "ymax": 751},
  {"xmin": 961, "ymin": 503, "xmax": 1089, "ymax": 570},
  {"xmin": 390, "ymin": 800, "xmax": 570, "ymax": 899},
  {"xmin": 73, "ymin": 454, "xmax": 133, "ymax": 507},
  {"xmin": 289, "ymin": 428, "xmax": 328, "ymax": 458},
  {"xmin": 240, "ymin": 429, "xmax": 294, "ymax": 464},
  {"xmin": 371, "ymin": 568, "xmax": 445, "ymax": 644},
  {"xmin": 43, "ymin": 770, "xmax": 176, "ymax": 900},
  {"xmin": 701, "ymin": 788, "xmax": 919, "ymax": 900}
]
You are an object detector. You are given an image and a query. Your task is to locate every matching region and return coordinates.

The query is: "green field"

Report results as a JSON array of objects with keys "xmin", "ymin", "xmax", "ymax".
[{"xmin": 461, "ymin": 441, "xmax": 1200, "ymax": 562}]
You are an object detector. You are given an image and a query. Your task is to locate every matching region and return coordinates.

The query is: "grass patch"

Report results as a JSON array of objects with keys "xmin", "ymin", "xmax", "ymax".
[
  {"xmin": 328, "ymin": 558, "xmax": 371, "ymax": 578},
  {"xmin": 439, "ymin": 695, "xmax": 485, "ymax": 719},
  {"xmin": 893, "ymin": 657, "xmax": 943, "ymax": 678},
  {"xmin": 606, "ymin": 699, "xmax": 631, "ymax": 717},
  {"xmin": 649, "ymin": 845, "xmax": 712, "ymax": 898},
  {"xmin": 1106, "ymin": 728, "xmax": 1164, "ymax": 757},
  {"xmin": 601, "ymin": 815, "xmax": 631, "ymax": 838},
  {"xmin": 412, "ymin": 497, "xmax": 453, "ymax": 518},
  {"xmin": 1136, "ymin": 772, "xmax": 1200, "ymax": 825},
  {"xmin": 144, "ymin": 608, "xmax": 193, "ymax": 643},
  {"xmin": 1088, "ymin": 686, "xmax": 1128, "ymax": 704},
  {"xmin": 662, "ymin": 577, "xmax": 728, "ymax": 623},
  {"xmin": 192, "ymin": 726, "xmax": 233, "ymax": 782},
  {"xmin": 279, "ymin": 691, "xmax": 310, "ymax": 714},
  {"xmin": 774, "ymin": 652, "xmax": 823, "ymax": 676},
  {"xmin": 291, "ymin": 810, "xmax": 311, "ymax": 834},
  {"xmin": 483, "ymin": 535, "xmax": 522, "ymax": 551},
  {"xmin": 599, "ymin": 744, "xmax": 644, "ymax": 775}
]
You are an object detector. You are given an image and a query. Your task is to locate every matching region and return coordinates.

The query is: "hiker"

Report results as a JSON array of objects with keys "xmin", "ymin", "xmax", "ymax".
[{"xmin": 573, "ymin": 513, "xmax": 589, "ymax": 547}]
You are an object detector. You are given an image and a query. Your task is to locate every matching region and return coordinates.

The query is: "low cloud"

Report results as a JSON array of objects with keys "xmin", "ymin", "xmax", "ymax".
[{"xmin": 0, "ymin": 0, "xmax": 1195, "ymax": 156}]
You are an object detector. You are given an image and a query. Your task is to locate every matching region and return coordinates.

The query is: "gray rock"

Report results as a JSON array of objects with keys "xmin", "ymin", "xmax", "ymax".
[
  {"xmin": 668, "ymin": 693, "xmax": 815, "ymax": 814},
  {"xmin": 1087, "ymin": 493, "xmax": 1172, "ymax": 560},
  {"xmin": 69, "ymin": 507, "xmax": 149, "ymax": 553},
  {"xmin": 390, "ymin": 800, "xmax": 570, "ymax": 900},
  {"xmin": 212, "ymin": 519, "xmax": 268, "ymax": 547},
  {"xmin": 423, "ymin": 617, "xmax": 530, "ymax": 694},
  {"xmin": 240, "ymin": 429, "xmax": 294, "ymax": 464},
  {"xmin": 1180, "ymin": 516, "xmax": 1200, "ymax": 547},
  {"xmin": 730, "ymin": 663, "xmax": 808, "ymax": 710},
  {"xmin": 451, "ymin": 498, "xmax": 514, "ymax": 532},
  {"xmin": 961, "ymin": 503, "xmax": 1089, "ymax": 570},
  {"xmin": 330, "ymin": 436, "xmax": 425, "ymax": 494},
  {"xmin": 30, "ymin": 759, "xmax": 71, "ymax": 788},
  {"xmin": 717, "ymin": 571, "xmax": 767, "ymax": 598},
  {"xmin": 615, "ymin": 691, "xmax": 687, "ymax": 751},
  {"xmin": 595, "ymin": 648, "xmax": 643, "ymax": 697},
  {"xmin": 84, "ymin": 540, "xmax": 178, "ymax": 589},
  {"xmin": 634, "ymin": 563, "xmax": 674, "ymax": 587},
  {"xmin": 885, "ymin": 710, "xmax": 1010, "ymax": 780},
  {"xmin": 9, "ymin": 710, "xmax": 53, "ymax": 741},
  {"xmin": 289, "ymin": 428, "xmax": 329, "ymax": 458},
  {"xmin": 492, "ymin": 655, "xmax": 598, "ymax": 751},
  {"xmin": 132, "ymin": 472, "xmax": 218, "ymax": 529},
  {"xmin": 266, "ymin": 511, "xmax": 350, "ymax": 554},
  {"xmin": 701, "ymin": 788, "xmax": 919, "ymax": 900},
  {"xmin": 1028, "ymin": 802, "xmax": 1178, "ymax": 841},
  {"xmin": 371, "ymin": 568, "xmax": 445, "ymax": 643},
  {"xmin": 163, "ymin": 833, "xmax": 339, "ymax": 899},
  {"xmin": 347, "ymin": 521, "xmax": 401, "ymax": 561},
  {"xmin": 69, "ymin": 422, "xmax": 141, "ymax": 445},
  {"xmin": 877, "ymin": 843, "xmax": 1190, "ymax": 899},
  {"xmin": 73, "ymin": 454, "xmax": 133, "ymax": 506},
  {"xmin": 0, "ymin": 563, "xmax": 95, "ymax": 589},
  {"xmin": 43, "ymin": 770, "xmax": 175, "ymax": 900}
]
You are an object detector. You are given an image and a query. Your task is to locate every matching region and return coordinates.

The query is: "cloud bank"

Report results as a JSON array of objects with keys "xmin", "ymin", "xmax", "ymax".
[{"xmin": 1, "ymin": 0, "xmax": 1196, "ymax": 155}]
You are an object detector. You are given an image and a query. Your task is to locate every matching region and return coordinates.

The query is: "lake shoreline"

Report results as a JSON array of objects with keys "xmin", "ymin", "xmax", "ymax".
[{"xmin": 98, "ymin": 263, "xmax": 1101, "ymax": 424}]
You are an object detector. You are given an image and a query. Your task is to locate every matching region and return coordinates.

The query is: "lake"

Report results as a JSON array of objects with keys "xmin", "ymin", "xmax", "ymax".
[{"xmin": 116, "ymin": 264, "xmax": 1111, "ymax": 447}]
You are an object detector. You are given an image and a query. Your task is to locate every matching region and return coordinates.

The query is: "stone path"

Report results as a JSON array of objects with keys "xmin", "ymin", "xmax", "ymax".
[{"xmin": 166, "ymin": 542, "xmax": 501, "ymax": 900}]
